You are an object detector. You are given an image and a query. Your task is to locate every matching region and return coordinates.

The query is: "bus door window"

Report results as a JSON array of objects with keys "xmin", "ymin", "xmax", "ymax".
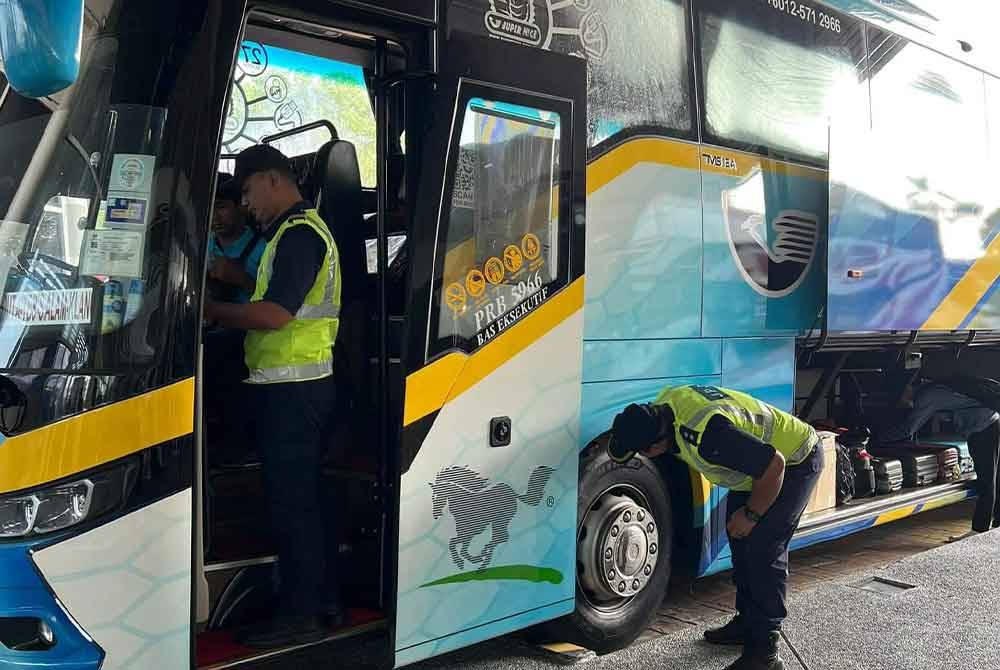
[{"xmin": 431, "ymin": 98, "xmax": 567, "ymax": 356}]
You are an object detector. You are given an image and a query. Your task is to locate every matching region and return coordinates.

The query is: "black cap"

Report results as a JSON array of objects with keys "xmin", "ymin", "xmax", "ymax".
[
  {"xmin": 609, "ymin": 403, "xmax": 673, "ymax": 462},
  {"xmin": 232, "ymin": 144, "xmax": 294, "ymax": 189},
  {"xmin": 215, "ymin": 174, "xmax": 240, "ymax": 204}
]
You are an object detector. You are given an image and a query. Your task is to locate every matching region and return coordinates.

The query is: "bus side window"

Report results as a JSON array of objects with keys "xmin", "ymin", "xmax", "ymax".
[
  {"xmin": 694, "ymin": 0, "xmax": 866, "ymax": 165},
  {"xmin": 430, "ymin": 98, "xmax": 566, "ymax": 355}
]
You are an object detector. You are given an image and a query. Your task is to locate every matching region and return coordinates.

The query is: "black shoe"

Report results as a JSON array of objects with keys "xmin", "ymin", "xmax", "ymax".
[
  {"xmin": 704, "ymin": 615, "xmax": 746, "ymax": 646},
  {"xmin": 724, "ymin": 632, "xmax": 785, "ymax": 670},
  {"xmin": 238, "ymin": 614, "xmax": 326, "ymax": 649}
]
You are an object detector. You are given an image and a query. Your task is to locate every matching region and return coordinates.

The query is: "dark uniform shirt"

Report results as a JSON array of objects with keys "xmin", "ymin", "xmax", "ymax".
[
  {"xmin": 696, "ymin": 415, "xmax": 777, "ymax": 480},
  {"xmin": 261, "ymin": 201, "xmax": 327, "ymax": 314}
]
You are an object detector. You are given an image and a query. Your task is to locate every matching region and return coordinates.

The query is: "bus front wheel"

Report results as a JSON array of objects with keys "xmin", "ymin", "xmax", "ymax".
[{"xmin": 546, "ymin": 438, "xmax": 673, "ymax": 654}]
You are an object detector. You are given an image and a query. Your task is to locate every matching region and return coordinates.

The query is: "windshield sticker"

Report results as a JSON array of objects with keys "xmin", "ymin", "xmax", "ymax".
[
  {"xmin": 107, "ymin": 154, "xmax": 155, "ymax": 228},
  {"xmin": 80, "ymin": 230, "xmax": 144, "ymax": 278},
  {"xmin": 2, "ymin": 288, "xmax": 93, "ymax": 326},
  {"xmin": 105, "ymin": 196, "xmax": 148, "ymax": 228},
  {"xmin": 108, "ymin": 154, "xmax": 154, "ymax": 195}
]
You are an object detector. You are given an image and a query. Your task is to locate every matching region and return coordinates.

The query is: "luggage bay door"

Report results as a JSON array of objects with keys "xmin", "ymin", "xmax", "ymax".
[{"xmin": 393, "ymin": 26, "xmax": 587, "ymax": 667}]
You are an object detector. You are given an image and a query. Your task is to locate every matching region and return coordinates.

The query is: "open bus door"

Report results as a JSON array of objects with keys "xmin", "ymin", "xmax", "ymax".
[{"xmin": 393, "ymin": 21, "xmax": 587, "ymax": 667}]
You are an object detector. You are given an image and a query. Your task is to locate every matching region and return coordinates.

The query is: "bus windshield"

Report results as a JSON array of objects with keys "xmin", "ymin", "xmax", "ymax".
[{"xmin": 0, "ymin": 1, "xmax": 177, "ymax": 373}]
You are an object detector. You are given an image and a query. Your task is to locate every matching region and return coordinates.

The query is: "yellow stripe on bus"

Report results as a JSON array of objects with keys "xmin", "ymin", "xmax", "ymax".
[
  {"xmin": 874, "ymin": 505, "xmax": 916, "ymax": 526},
  {"xmin": 0, "ymin": 378, "xmax": 195, "ymax": 495},
  {"xmin": 587, "ymin": 138, "xmax": 700, "ymax": 195},
  {"xmin": 922, "ymin": 234, "xmax": 1000, "ymax": 330},
  {"xmin": 404, "ymin": 278, "xmax": 585, "ymax": 426}
]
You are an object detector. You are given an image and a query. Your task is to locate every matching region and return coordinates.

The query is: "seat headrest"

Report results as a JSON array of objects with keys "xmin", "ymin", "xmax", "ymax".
[
  {"xmin": 311, "ymin": 139, "xmax": 366, "ymax": 299},
  {"xmin": 313, "ymin": 140, "xmax": 362, "ymax": 210}
]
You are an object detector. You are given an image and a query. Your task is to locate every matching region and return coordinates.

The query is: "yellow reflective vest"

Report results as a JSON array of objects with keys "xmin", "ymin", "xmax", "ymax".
[
  {"xmin": 654, "ymin": 385, "xmax": 818, "ymax": 491},
  {"xmin": 244, "ymin": 208, "xmax": 341, "ymax": 384}
]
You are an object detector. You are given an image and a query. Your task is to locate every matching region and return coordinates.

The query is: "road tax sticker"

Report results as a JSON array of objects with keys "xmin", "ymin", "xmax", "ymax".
[{"xmin": 81, "ymin": 230, "xmax": 144, "ymax": 278}]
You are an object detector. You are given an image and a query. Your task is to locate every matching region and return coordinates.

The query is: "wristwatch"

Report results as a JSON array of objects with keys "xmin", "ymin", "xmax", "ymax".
[{"xmin": 743, "ymin": 507, "xmax": 763, "ymax": 523}]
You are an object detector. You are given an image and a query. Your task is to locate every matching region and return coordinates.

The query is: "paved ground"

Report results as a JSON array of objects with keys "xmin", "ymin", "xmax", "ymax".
[{"xmin": 406, "ymin": 501, "xmax": 987, "ymax": 670}]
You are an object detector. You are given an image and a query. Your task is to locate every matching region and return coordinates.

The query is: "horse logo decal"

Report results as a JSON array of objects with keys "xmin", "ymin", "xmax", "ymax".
[{"xmin": 430, "ymin": 465, "xmax": 555, "ymax": 570}]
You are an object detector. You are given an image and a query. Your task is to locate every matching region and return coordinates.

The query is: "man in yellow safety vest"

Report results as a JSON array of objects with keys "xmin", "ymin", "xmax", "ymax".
[
  {"xmin": 610, "ymin": 384, "xmax": 821, "ymax": 670},
  {"xmin": 206, "ymin": 144, "xmax": 342, "ymax": 648}
]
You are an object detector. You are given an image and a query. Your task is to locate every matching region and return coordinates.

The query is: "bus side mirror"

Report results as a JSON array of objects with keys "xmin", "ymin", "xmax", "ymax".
[{"xmin": 0, "ymin": 0, "xmax": 84, "ymax": 98}]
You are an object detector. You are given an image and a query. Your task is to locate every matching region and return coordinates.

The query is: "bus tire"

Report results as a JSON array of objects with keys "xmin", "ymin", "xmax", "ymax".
[{"xmin": 544, "ymin": 439, "xmax": 672, "ymax": 654}]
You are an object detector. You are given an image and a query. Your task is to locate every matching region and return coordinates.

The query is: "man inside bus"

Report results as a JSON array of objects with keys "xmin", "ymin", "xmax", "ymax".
[
  {"xmin": 878, "ymin": 377, "xmax": 1000, "ymax": 540},
  {"xmin": 203, "ymin": 175, "xmax": 266, "ymax": 466},
  {"xmin": 205, "ymin": 144, "xmax": 343, "ymax": 648},
  {"xmin": 610, "ymin": 385, "xmax": 822, "ymax": 670}
]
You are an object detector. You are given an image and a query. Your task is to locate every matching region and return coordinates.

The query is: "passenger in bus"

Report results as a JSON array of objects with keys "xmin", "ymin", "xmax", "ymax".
[
  {"xmin": 879, "ymin": 378, "xmax": 1000, "ymax": 540},
  {"xmin": 609, "ymin": 385, "xmax": 821, "ymax": 670},
  {"xmin": 203, "ymin": 176, "xmax": 266, "ymax": 466},
  {"xmin": 207, "ymin": 175, "xmax": 265, "ymax": 304},
  {"xmin": 205, "ymin": 144, "xmax": 343, "ymax": 648}
]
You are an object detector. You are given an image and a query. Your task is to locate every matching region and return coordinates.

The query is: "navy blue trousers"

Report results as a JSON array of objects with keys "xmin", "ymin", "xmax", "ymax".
[
  {"xmin": 725, "ymin": 445, "xmax": 822, "ymax": 640},
  {"xmin": 251, "ymin": 375, "xmax": 337, "ymax": 617}
]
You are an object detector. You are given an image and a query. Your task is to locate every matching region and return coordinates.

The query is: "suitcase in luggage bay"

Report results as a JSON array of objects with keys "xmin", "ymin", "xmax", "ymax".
[
  {"xmin": 913, "ymin": 443, "xmax": 961, "ymax": 482},
  {"xmin": 920, "ymin": 436, "xmax": 974, "ymax": 475},
  {"xmin": 872, "ymin": 458, "xmax": 904, "ymax": 495},
  {"xmin": 869, "ymin": 446, "xmax": 939, "ymax": 487}
]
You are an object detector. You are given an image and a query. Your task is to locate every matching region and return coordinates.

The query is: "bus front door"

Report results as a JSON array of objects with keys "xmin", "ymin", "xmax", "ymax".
[{"xmin": 394, "ymin": 24, "xmax": 587, "ymax": 667}]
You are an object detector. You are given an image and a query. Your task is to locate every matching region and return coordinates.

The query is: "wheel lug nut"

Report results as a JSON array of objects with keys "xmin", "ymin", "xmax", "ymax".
[
  {"xmin": 618, "ymin": 581, "xmax": 627, "ymax": 593},
  {"xmin": 611, "ymin": 525, "xmax": 619, "ymax": 537},
  {"xmin": 605, "ymin": 548, "xmax": 613, "ymax": 560},
  {"xmin": 650, "ymin": 543, "xmax": 657, "ymax": 554},
  {"xmin": 637, "ymin": 510, "xmax": 645, "ymax": 522},
  {"xmin": 647, "ymin": 523, "xmax": 655, "ymax": 533},
  {"xmin": 644, "ymin": 565, "xmax": 652, "ymax": 576},
  {"xmin": 633, "ymin": 580, "xmax": 640, "ymax": 590},
  {"xmin": 608, "ymin": 570, "xmax": 616, "ymax": 580},
  {"xmin": 624, "ymin": 511, "xmax": 632, "ymax": 522}
]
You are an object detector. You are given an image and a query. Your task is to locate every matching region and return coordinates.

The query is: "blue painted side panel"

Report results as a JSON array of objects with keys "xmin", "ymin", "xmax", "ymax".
[
  {"xmin": 582, "ymin": 338, "xmax": 721, "ymax": 383},
  {"xmin": 702, "ymin": 167, "xmax": 827, "ymax": 337},
  {"xmin": 584, "ymin": 161, "xmax": 703, "ymax": 340},
  {"xmin": 828, "ymin": 187, "xmax": 956, "ymax": 330},
  {"xmin": 721, "ymin": 338, "xmax": 796, "ymax": 413}
]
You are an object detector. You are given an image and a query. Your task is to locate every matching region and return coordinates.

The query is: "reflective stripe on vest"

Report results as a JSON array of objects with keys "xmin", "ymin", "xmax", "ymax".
[
  {"xmin": 244, "ymin": 208, "xmax": 341, "ymax": 384},
  {"xmin": 655, "ymin": 385, "xmax": 817, "ymax": 491}
]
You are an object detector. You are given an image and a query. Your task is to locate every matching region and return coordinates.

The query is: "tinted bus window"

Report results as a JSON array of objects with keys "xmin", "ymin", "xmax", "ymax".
[
  {"xmin": 447, "ymin": 0, "xmax": 693, "ymax": 146},
  {"xmin": 695, "ymin": 0, "xmax": 865, "ymax": 164},
  {"xmin": 577, "ymin": 0, "xmax": 693, "ymax": 146},
  {"xmin": 432, "ymin": 99, "xmax": 565, "ymax": 355}
]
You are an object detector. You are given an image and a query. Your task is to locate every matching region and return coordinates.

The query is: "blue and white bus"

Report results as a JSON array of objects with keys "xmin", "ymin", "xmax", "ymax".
[{"xmin": 0, "ymin": 0, "xmax": 997, "ymax": 668}]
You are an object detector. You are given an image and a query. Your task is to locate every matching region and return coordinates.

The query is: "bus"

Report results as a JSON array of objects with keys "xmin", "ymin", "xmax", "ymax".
[{"xmin": 0, "ymin": 0, "xmax": 997, "ymax": 668}]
